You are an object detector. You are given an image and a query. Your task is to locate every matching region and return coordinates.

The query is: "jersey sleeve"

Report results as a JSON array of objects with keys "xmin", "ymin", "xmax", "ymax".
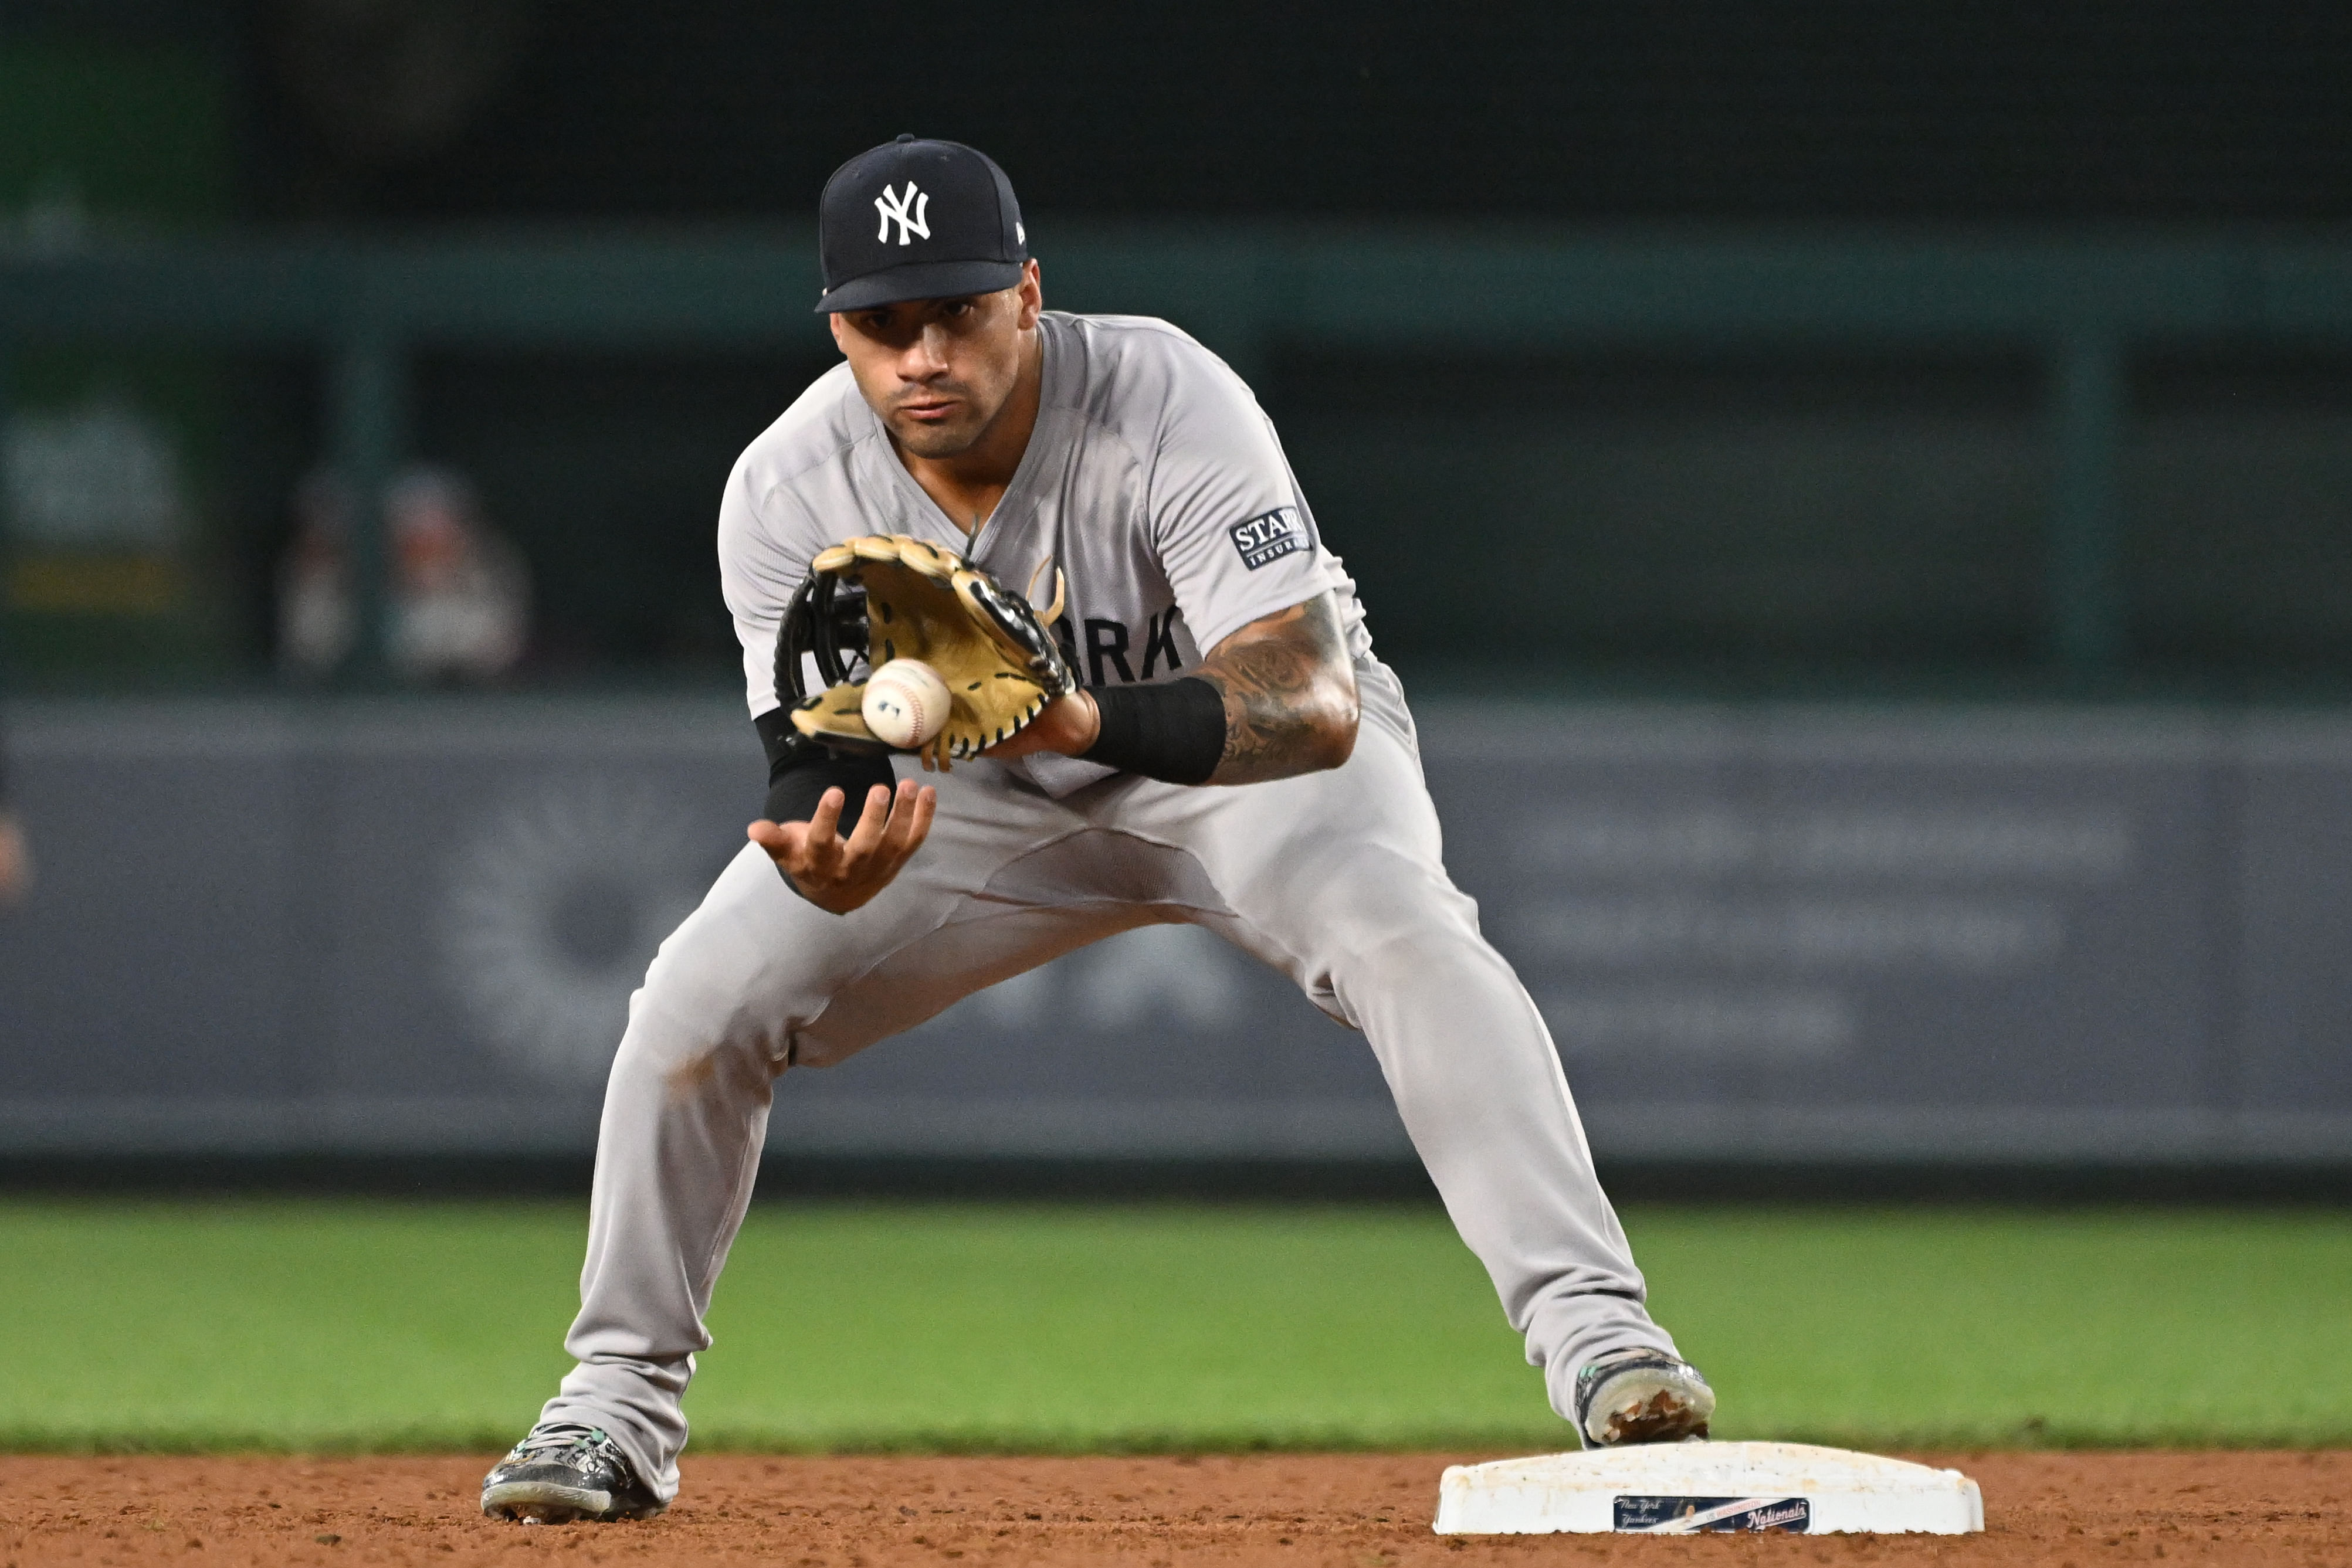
[
  {"xmin": 1144, "ymin": 344, "xmax": 1332, "ymax": 657},
  {"xmin": 719, "ymin": 461, "xmax": 821, "ymax": 719}
]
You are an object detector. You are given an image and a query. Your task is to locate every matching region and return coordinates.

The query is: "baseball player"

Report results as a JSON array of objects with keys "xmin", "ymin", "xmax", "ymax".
[{"xmin": 482, "ymin": 137, "xmax": 1714, "ymax": 1525}]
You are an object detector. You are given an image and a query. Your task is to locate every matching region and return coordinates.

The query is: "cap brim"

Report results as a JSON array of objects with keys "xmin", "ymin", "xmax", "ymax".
[{"xmin": 815, "ymin": 258, "xmax": 1025, "ymax": 314}]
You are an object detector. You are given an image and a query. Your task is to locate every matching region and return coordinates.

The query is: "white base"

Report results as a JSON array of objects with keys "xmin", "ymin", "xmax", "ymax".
[{"xmin": 1433, "ymin": 1441, "xmax": 1983, "ymax": 1536}]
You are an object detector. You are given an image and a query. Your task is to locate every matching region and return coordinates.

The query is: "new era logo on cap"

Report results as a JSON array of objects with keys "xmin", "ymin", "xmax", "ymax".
[{"xmin": 816, "ymin": 136, "xmax": 1028, "ymax": 314}]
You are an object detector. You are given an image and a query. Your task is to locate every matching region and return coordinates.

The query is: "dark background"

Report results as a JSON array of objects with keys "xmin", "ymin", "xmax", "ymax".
[
  {"xmin": 113, "ymin": 0, "xmax": 2352, "ymax": 226},
  {"xmin": 6, "ymin": 0, "xmax": 2352, "ymax": 688}
]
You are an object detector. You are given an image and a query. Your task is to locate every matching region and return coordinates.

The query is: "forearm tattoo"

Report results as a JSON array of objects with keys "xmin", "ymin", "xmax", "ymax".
[{"xmin": 1197, "ymin": 591, "xmax": 1360, "ymax": 785}]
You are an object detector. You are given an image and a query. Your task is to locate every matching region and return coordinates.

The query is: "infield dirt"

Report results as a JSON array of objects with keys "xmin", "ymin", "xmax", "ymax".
[{"xmin": 1, "ymin": 1451, "xmax": 2340, "ymax": 1566}]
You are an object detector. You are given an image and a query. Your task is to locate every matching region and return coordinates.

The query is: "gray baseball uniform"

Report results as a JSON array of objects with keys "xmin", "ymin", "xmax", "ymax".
[{"xmin": 536, "ymin": 311, "xmax": 1679, "ymax": 1499}]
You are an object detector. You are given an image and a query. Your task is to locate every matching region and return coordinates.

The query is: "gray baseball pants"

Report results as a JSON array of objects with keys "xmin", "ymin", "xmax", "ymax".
[{"xmin": 537, "ymin": 661, "xmax": 1676, "ymax": 1500}]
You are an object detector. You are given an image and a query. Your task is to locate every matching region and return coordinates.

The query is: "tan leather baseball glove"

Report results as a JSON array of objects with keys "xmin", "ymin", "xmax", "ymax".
[{"xmin": 777, "ymin": 533, "xmax": 1075, "ymax": 770}]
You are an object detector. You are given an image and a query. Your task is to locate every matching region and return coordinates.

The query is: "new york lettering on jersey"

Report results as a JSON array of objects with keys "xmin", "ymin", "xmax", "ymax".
[{"xmin": 1056, "ymin": 608, "xmax": 1187, "ymax": 688}]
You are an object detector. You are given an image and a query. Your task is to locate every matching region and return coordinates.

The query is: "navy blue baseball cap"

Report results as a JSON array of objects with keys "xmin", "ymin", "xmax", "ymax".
[{"xmin": 815, "ymin": 135, "xmax": 1029, "ymax": 314}]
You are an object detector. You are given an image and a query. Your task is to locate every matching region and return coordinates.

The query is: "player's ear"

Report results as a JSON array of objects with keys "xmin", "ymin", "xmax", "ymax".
[
  {"xmin": 1015, "ymin": 260, "xmax": 1042, "ymax": 330},
  {"xmin": 828, "ymin": 311, "xmax": 850, "ymax": 355}
]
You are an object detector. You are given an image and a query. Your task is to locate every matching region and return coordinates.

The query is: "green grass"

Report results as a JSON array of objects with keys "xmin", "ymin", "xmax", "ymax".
[{"xmin": 0, "ymin": 1200, "xmax": 2342, "ymax": 1452}]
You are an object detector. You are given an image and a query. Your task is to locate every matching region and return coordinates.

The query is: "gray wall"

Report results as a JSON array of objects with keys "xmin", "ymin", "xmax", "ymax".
[{"xmin": 2, "ymin": 695, "xmax": 2346, "ymax": 1165}]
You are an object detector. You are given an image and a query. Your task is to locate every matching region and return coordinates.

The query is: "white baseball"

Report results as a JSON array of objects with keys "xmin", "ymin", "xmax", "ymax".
[{"xmin": 861, "ymin": 658, "xmax": 952, "ymax": 749}]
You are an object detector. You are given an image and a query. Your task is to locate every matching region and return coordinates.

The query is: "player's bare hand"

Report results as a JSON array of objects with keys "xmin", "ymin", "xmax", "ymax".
[
  {"xmin": 980, "ymin": 689, "xmax": 1100, "ymax": 762},
  {"xmin": 747, "ymin": 779, "xmax": 936, "ymax": 914}
]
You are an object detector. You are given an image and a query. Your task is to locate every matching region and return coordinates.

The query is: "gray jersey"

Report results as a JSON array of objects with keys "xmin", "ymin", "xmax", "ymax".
[
  {"xmin": 530, "ymin": 311, "xmax": 1686, "ymax": 1501},
  {"xmin": 719, "ymin": 312, "xmax": 1371, "ymax": 790}
]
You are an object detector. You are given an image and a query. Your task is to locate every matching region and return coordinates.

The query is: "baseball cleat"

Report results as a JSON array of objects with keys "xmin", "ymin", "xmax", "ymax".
[
  {"xmin": 1572, "ymin": 1347, "xmax": 1716, "ymax": 1448},
  {"xmin": 480, "ymin": 1423, "xmax": 665, "ymax": 1523}
]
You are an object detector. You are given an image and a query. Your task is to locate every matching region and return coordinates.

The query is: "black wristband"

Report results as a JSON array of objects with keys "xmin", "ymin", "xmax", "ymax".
[
  {"xmin": 753, "ymin": 710, "xmax": 896, "ymax": 835},
  {"xmin": 1080, "ymin": 677, "xmax": 1226, "ymax": 785}
]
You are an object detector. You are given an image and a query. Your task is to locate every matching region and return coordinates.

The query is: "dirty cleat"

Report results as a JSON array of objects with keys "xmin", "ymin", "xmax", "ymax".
[
  {"xmin": 1572, "ymin": 1348, "xmax": 1716, "ymax": 1448},
  {"xmin": 480, "ymin": 1423, "xmax": 665, "ymax": 1523}
]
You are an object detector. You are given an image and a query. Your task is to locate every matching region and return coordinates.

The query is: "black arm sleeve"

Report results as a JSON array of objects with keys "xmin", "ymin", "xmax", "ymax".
[
  {"xmin": 753, "ymin": 709, "xmax": 896, "ymax": 834},
  {"xmin": 1079, "ymin": 677, "xmax": 1226, "ymax": 785}
]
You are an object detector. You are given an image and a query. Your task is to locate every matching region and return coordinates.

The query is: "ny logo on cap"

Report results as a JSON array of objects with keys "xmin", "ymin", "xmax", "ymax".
[{"xmin": 874, "ymin": 182, "xmax": 931, "ymax": 245}]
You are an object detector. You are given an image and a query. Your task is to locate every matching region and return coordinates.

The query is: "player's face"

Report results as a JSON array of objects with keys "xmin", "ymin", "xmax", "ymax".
[{"xmin": 831, "ymin": 263, "xmax": 1043, "ymax": 460}]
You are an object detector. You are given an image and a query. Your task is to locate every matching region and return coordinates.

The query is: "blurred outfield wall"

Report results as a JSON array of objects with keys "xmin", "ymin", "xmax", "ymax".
[
  {"xmin": 12, "ymin": 230, "xmax": 2352, "ymax": 684},
  {"xmin": 2, "ymin": 694, "xmax": 2347, "ymax": 1167}
]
